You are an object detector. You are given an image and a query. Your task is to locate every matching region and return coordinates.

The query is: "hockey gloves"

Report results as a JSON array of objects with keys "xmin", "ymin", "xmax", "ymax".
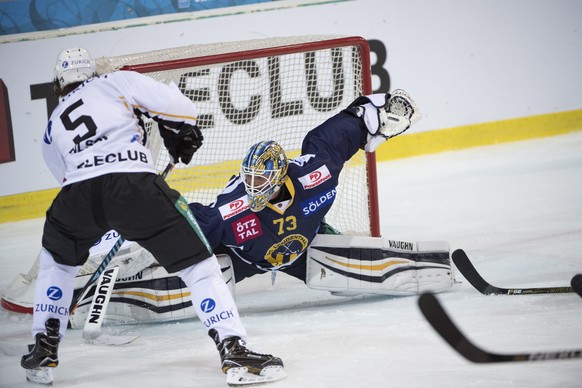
[
  {"xmin": 347, "ymin": 90, "xmax": 421, "ymax": 153},
  {"xmin": 159, "ymin": 123, "xmax": 203, "ymax": 164}
]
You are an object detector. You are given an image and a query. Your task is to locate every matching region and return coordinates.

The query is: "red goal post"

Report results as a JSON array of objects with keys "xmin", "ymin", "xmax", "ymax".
[{"xmin": 96, "ymin": 35, "xmax": 380, "ymax": 237}]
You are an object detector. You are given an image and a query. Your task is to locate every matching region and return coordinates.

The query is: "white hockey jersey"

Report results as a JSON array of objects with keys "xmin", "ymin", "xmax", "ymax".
[{"xmin": 42, "ymin": 70, "xmax": 198, "ymax": 186}]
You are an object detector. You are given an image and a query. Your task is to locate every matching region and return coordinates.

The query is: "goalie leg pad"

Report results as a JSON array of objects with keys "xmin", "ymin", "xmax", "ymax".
[
  {"xmin": 71, "ymin": 255, "xmax": 238, "ymax": 329},
  {"xmin": 13, "ymin": 249, "xmax": 237, "ymax": 328},
  {"xmin": 81, "ymin": 240, "xmax": 158, "ymax": 279},
  {"xmin": 306, "ymin": 235, "xmax": 454, "ymax": 296},
  {"xmin": 69, "ymin": 265, "xmax": 197, "ymax": 328}
]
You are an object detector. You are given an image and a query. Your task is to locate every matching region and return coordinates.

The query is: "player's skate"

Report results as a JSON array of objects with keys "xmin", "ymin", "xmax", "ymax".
[
  {"xmin": 378, "ymin": 89, "xmax": 422, "ymax": 139},
  {"xmin": 209, "ymin": 329, "xmax": 286, "ymax": 386},
  {"xmin": 21, "ymin": 318, "xmax": 60, "ymax": 386}
]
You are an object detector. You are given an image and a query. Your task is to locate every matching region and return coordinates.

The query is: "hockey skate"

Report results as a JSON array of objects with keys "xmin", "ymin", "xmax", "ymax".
[
  {"xmin": 209, "ymin": 329, "xmax": 286, "ymax": 386},
  {"xmin": 21, "ymin": 318, "xmax": 60, "ymax": 386}
]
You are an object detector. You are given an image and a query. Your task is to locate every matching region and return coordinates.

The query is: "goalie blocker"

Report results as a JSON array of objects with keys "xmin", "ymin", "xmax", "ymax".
[{"xmin": 2, "ymin": 236, "xmax": 453, "ymax": 327}]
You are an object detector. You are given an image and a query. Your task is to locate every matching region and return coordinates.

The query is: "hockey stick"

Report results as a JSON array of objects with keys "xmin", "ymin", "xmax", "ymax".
[
  {"xmin": 69, "ymin": 162, "xmax": 174, "ymax": 315},
  {"xmin": 452, "ymin": 249, "xmax": 574, "ymax": 295},
  {"xmin": 572, "ymin": 274, "xmax": 582, "ymax": 297},
  {"xmin": 83, "ymin": 266, "xmax": 119, "ymax": 340},
  {"xmin": 418, "ymin": 292, "xmax": 582, "ymax": 362},
  {"xmin": 81, "ymin": 266, "xmax": 139, "ymax": 345}
]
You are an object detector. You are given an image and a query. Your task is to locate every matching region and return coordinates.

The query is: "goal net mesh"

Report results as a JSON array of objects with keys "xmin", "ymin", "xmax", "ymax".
[{"xmin": 96, "ymin": 35, "xmax": 377, "ymax": 236}]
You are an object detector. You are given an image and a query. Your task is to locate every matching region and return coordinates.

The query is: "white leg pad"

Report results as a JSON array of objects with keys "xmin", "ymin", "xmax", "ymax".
[
  {"xmin": 306, "ymin": 235, "xmax": 454, "ymax": 296},
  {"xmin": 69, "ymin": 265, "xmax": 198, "ymax": 328},
  {"xmin": 69, "ymin": 257, "xmax": 238, "ymax": 329},
  {"xmin": 82, "ymin": 240, "xmax": 157, "ymax": 279}
]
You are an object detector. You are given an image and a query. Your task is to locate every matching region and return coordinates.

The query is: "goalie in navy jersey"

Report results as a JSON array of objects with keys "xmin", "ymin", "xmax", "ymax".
[
  {"xmin": 188, "ymin": 90, "xmax": 453, "ymax": 294},
  {"xmin": 191, "ymin": 97, "xmax": 400, "ymax": 282}
]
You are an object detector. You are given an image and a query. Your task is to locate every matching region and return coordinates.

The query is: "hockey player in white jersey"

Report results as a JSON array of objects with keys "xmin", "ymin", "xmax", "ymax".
[{"xmin": 21, "ymin": 47, "xmax": 285, "ymax": 386}]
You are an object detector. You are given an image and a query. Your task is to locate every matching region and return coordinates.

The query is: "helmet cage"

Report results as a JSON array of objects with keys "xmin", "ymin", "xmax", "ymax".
[{"xmin": 240, "ymin": 141, "xmax": 288, "ymax": 212}]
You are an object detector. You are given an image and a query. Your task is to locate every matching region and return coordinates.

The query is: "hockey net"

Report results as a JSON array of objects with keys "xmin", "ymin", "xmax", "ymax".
[
  {"xmin": 96, "ymin": 35, "xmax": 379, "ymax": 237},
  {"xmin": 1, "ymin": 36, "xmax": 381, "ymax": 314}
]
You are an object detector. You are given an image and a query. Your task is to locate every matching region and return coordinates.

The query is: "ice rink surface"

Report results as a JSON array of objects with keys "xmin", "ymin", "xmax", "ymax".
[{"xmin": 1, "ymin": 132, "xmax": 581, "ymax": 387}]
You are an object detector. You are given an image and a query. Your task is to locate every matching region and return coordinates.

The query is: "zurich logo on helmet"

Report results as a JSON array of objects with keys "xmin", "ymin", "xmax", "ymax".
[{"xmin": 62, "ymin": 61, "xmax": 69, "ymax": 69}]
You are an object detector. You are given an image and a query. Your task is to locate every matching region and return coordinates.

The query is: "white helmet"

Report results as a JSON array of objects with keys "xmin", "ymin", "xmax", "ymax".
[{"xmin": 53, "ymin": 47, "xmax": 96, "ymax": 91}]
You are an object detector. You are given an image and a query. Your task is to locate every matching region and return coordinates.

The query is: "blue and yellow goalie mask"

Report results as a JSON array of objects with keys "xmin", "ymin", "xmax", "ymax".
[{"xmin": 240, "ymin": 140, "xmax": 288, "ymax": 212}]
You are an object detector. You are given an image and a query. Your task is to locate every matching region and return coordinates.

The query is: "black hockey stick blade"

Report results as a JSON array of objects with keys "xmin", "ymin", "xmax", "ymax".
[
  {"xmin": 572, "ymin": 274, "xmax": 582, "ymax": 297},
  {"xmin": 452, "ymin": 249, "xmax": 574, "ymax": 295},
  {"xmin": 418, "ymin": 292, "xmax": 582, "ymax": 363}
]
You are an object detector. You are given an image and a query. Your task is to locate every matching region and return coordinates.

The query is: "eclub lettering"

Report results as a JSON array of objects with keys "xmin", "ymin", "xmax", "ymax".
[
  {"xmin": 31, "ymin": 41, "xmax": 390, "ymax": 124},
  {"xmin": 77, "ymin": 150, "xmax": 149, "ymax": 169}
]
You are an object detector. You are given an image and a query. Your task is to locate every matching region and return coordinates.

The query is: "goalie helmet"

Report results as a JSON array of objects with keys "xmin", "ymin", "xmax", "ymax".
[
  {"xmin": 240, "ymin": 140, "xmax": 288, "ymax": 212},
  {"xmin": 53, "ymin": 47, "xmax": 97, "ymax": 96}
]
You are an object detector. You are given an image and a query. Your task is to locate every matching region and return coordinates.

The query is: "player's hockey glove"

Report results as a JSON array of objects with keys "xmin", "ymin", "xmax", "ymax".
[{"xmin": 159, "ymin": 123, "xmax": 203, "ymax": 164}]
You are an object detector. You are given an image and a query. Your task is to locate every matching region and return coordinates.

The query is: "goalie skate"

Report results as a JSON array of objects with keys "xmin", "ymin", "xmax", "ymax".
[{"xmin": 210, "ymin": 329, "xmax": 286, "ymax": 386}]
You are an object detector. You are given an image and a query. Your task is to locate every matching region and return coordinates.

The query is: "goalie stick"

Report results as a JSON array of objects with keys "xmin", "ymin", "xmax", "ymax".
[
  {"xmin": 452, "ymin": 249, "xmax": 574, "ymax": 295},
  {"xmin": 418, "ymin": 292, "xmax": 582, "ymax": 363},
  {"xmin": 572, "ymin": 274, "xmax": 582, "ymax": 297},
  {"xmin": 82, "ymin": 266, "xmax": 119, "ymax": 340},
  {"xmin": 82, "ymin": 266, "xmax": 139, "ymax": 345},
  {"xmin": 69, "ymin": 162, "xmax": 174, "ymax": 315}
]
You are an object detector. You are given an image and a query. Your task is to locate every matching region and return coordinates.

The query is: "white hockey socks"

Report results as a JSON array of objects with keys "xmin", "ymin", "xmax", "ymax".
[
  {"xmin": 32, "ymin": 248, "xmax": 80, "ymax": 339},
  {"xmin": 178, "ymin": 255, "xmax": 247, "ymax": 342}
]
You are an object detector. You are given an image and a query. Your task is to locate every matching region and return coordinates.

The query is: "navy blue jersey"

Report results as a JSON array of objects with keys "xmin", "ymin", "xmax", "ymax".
[{"xmin": 189, "ymin": 110, "xmax": 367, "ymax": 271}]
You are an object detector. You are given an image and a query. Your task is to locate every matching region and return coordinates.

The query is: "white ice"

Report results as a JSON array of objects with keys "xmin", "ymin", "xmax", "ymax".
[{"xmin": 1, "ymin": 133, "xmax": 581, "ymax": 387}]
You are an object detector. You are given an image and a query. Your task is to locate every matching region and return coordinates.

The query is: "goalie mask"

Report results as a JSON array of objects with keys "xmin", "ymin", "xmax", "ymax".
[
  {"xmin": 241, "ymin": 140, "xmax": 288, "ymax": 212},
  {"xmin": 53, "ymin": 47, "xmax": 97, "ymax": 96}
]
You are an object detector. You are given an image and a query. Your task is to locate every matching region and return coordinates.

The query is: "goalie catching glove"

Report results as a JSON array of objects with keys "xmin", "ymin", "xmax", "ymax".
[
  {"xmin": 159, "ymin": 122, "xmax": 203, "ymax": 164},
  {"xmin": 348, "ymin": 89, "xmax": 422, "ymax": 152}
]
